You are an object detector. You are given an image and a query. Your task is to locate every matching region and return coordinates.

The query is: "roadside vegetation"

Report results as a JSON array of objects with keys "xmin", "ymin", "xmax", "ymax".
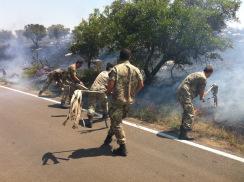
[{"xmin": 129, "ymin": 103, "xmax": 244, "ymax": 154}]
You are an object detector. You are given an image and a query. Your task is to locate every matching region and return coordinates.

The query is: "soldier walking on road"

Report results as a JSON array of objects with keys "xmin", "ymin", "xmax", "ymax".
[
  {"xmin": 102, "ymin": 49, "xmax": 144, "ymax": 156},
  {"xmin": 87, "ymin": 63, "xmax": 114, "ymax": 128},
  {"xmin": 61, "ymin": 60, "xmax": 87, "ymax": 108},
  {"xmin": 38, "ymin": 68, "xmax": 67, "ymax": 96},
  {"xmin": 177, "ymin": 65, "xmax": 213, "ymax": 140}
]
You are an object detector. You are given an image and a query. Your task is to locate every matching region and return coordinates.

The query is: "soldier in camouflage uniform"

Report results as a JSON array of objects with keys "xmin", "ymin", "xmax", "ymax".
[
  {"xmin": 61, "ymin": 60, "xmax": 87, "ymax": 108},
  {"xmin": 102, "ymin": 49, "xmax": 144, "ymax": 156},
  {"xmin": 177, "ymin": 65, "xmax": 213, "ymax": 140},
  {"xmin": 38, "ymin": 68, "xmax": 67, "ymax": 96},
  {"xmin": 86, "ymin": 63, "xmax": 114, "ymax": 128}
]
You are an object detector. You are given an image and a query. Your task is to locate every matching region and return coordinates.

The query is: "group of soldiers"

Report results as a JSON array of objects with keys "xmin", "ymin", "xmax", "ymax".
[
  {"xmin": 39, "ymin": 48, "xmax": 213, "ymax": 156},
  {"xmin": 38, "ymin": 60, "xmax": 87, "ymax": 108}
]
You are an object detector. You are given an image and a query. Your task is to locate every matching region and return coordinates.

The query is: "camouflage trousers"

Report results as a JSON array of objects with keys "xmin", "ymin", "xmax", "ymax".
[
  {"xmin": 40, "ymin": 76, "xmax": 58, "ymax": 93},
  {"xmin": 87, "ymin": 92, "xmax": 108, "ymax": 117},
  {"xmin": 107, "ymin": 101, "xmax": 129, "ymax": 145},
  {"xmin": 61, "ymin": 82, "xmax": 85, "ymax": 104},
  {"xmin": 177, "ymin": 90, "xmax": 195, "ymax": 130}
]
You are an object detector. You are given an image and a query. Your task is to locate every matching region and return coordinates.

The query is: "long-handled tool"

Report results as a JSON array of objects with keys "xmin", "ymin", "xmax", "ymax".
[
  {"xmin": 63, "ymin": 89, "xmax": 109, "ymax": 129},
  {"xmin": 205, "ymin": 84, "xmax": 218, "ymax": 107}
]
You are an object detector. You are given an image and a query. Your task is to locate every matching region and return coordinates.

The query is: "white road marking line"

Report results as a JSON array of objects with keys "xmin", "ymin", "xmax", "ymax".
[
  {"xmin": 1, "ymin": 85, "xmax": 244, "ymax": 163},
  {"xmin": 0, "ymin": 85, "xmax": 60, "ymax": 104},
  {"xmin": 123, "ymin": 121, "xmax": 244, "ymax": 163}
]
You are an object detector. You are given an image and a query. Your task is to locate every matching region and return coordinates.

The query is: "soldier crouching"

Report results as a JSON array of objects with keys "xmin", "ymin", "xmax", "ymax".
[
  {"xmin": 87, "ymin": 63, "xmax": 114, "ymax": 128},
  {"xmin": 177, "ymin": 65, "xmax": 213, "ymax": 140},
  {"xmin": 38, "ymin": 68, "xmax": 67, "ymax": 97},
  {"xmin": 61, "ymin": 60, "xmax": 87, "ymax": 108}
]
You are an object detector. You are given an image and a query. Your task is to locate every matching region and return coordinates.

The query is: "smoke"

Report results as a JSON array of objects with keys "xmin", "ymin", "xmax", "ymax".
[
  {"xmin": 136, "ymin": 28, "xmax": 244, "ymax": 124},
  {"xmin": 209, "ymin": 29, "xmax": 244, "ymax": 122},
  {"xmin": 0, "ymin": 36, "xmax": 31, "ymax": 85},
  {"xmin": 0, "ymin": 33, "xmax": 74, "ymax": 88}
]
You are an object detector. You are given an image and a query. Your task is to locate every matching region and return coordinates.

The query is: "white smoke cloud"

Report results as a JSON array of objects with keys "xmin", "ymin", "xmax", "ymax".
[
  {"xmin": 228, "ymin": 0, "xmax": 244, "ymax": 29},
  {"xmin": 209, "ymin": 30, "xmax": 244, "ymax": 122}
]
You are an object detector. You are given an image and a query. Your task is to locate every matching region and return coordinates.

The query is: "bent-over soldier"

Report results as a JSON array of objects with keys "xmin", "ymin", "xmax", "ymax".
[
  {"xmin": 177, "ymin": 65, "xmax": 213, "ymax": 140},
  {"xmin": 38, "ymin": 68, "xmax": 67, "ymax": 96},
  {"xmin": 87, "ymin": 63, "xmax": 114, "ymax": 128},
  {"xmin": 61, "ymin": 60, "xmax": 87, "ymax": 108}
]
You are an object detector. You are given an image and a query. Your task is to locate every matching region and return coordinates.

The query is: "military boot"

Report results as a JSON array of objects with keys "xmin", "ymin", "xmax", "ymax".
[
  {"xmin": 60, "ymin": 101, "xmax": 69, "ymax": 109},
  {"xmin": 112, "ymin": 144, "xmax": 127, "ymax": 157},
  {"xmin": 102, "ymin": 113, "xmax": 109, "ymax": 119},
  {"xmin": 179, "ymin": 126, "xmax": 194, "ymax": 140},
  {"xmin": 87, "ymin": 115, "xmax": 93, "ymax": 128},
  {"xmin": 101, "ymin": 134, "xmax": 112, "ymax": 146}
]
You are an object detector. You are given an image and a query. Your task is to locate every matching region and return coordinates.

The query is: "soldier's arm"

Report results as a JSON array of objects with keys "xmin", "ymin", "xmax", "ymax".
[
  {"xmin": 71, "ymin": 71, "xmax": 81, "ymax": 83},
  {"xmin": 137, "ymin": 80, "xmax": 144, "ymax": 92},
  {"xmin": 71, "ymin": 70, "xmax": 85, "ymax": 86},
  {"xmin": 199, "ymin": 79, "xmax": 207, "ymax": 102},
  {"xmin": 106, "ymin": 68, "xmax": 116, "ymax": 94},
  {"xmin": 199, "ymin": 90, "xmax": 205, "ymax": 102},
  {"xmin": 107, "ymin": 80, "xmax": 115, "ymax": 94},
  {"xmin": 56, "ymin": 78, "xmax": 62, "ymax": 84},
  {"xmin": 136, "ymin": 69, "xmax": 144, "ymax": 93}
]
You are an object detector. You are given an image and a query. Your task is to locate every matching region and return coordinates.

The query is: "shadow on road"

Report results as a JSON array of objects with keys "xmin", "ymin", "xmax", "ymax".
[
  {"xmin": 68, "ymin": 145, "xmax": 112, "ymax": 159},
  {"xmin": 39, "ymin": 95, "xmax": 58, "ymax": 98},
  {"xmin": 42, "ymin": 152, "xmax": 70, "ymax": 165},
  {"xmin": 79, "ymin": 119, "xmax": 108, "ymax": 129},
  {"xmin": 78, "ymin": 127, "xmax": 107, "ymax": 134},
  {"xmin": 156, "ymin": 128, "xmax": 179, "ymax": 139},
  {"xmin": 42, "ymin": 146, "xmax": 112, "ymax": 165},
  {"xmin": 48, "ymin": 103, "xmax": 67, "ymax": 109},
  {"xmin": 51, "ymin": 114, "xmax": 67, "ymax": 118}
]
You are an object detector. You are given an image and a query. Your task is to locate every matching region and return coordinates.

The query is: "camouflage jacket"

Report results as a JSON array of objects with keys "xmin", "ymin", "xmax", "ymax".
[
  {"xmin": 109, "ymin": 60, "xmax": 143, "ymax": 104},
  {"xmin": 90, "ymin": 70, "xmax": 109, "ymax": 92},
  {"xmin": 67, "ymin": 64, "xmax": 77, "ymax": 83},
  {"xmin": 177, "ymin": 71, "xmax": 207, "ymax": 99},
  {"xmin": 48, "ymin": 69, "xmax": 66, "ymax": 83}
]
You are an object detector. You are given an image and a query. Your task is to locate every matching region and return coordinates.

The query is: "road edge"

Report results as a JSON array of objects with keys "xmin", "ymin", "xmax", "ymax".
[{"xmin": 1, "ymin": 85, "xmax": 244, "ymax": 164}]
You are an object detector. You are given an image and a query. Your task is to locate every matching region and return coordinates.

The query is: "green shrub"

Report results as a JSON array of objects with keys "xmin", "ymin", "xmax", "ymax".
[
  {"xmin": 80, "ymin": 69, "xmax": 99, "ymax": 87},
  {"xmin": 23, "ymin": 64, "xmax": 42, "ymax": 78}
]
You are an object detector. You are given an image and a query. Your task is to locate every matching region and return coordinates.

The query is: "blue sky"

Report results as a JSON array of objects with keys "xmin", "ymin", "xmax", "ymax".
[
  {"xmin": 0, "ymin": 0, "xmax": 243, "ymax": 31},
  {"xmin": 0, "ymin": 0, "xmax": 113, "ymax": 30}
]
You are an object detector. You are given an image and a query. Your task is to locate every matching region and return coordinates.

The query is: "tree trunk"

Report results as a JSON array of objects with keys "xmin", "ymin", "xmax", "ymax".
[
  {"xmin": 145, "ymin": 55, "xmax": 169, "ymax": 84},
  {"xmin": 143, "ymin": 46, "xmax": 155, "ymax": 79},
  {"xmin": 87, "ymin": 61, "xmax": 91, "ymax": 68},
  {"xmin": 150, "ymin": 56, "xmax": 169, "ymax": 77}
]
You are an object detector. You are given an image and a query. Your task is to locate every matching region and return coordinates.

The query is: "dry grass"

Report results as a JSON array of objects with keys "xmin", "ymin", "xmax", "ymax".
[
  {"xmin": 130, "ymin": 104, "xmax": 244, "ymax": 155},
  {"xmin": 193, "ymin": 120, "xmax": 244, "ymax": 154}
]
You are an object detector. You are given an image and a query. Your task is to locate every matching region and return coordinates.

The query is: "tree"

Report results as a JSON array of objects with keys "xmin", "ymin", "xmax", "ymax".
[
  {"xmin": 23, "ymin": 24, "xmax": 47, "ymax": 48},
  {"xmin": 47, "ymin": 24, "xmax": 70, "ymax": 43},
  {"xmin": 0, "ymin": 30, "xmax": 14, "ymax": 43},
  {"xmin": 72, "ymin": 0, "xmax": 240, "ymax": 83},
  {"xmin": 71, "ymin": 9, "xmax": 107, "ymax": 68},
  {"xmin": 102, "ymin": 0, "xmax": 240, "ymax": 82}
]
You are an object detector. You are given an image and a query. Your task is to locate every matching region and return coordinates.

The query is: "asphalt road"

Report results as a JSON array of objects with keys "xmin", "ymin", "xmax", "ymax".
[{"xmin": 0, "ymin": 86, "xmax": 243, "ymax": 182}]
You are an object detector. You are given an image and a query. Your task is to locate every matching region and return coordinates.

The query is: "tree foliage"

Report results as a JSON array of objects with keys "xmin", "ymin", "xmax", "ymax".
[
  {"xmin": 24, "ymin": 24, "xmax": 47, "ymax": 48},
  {"xmin": 72, "ymin": 0, "xmax": 241, "ymax": 82},
  {"xmin": 47, "ymin": 24, "xmax": 70, "ymax": 42},
  {"xmin": 71, "ymin": 9, "xmax": 107, "ymax": 68}
]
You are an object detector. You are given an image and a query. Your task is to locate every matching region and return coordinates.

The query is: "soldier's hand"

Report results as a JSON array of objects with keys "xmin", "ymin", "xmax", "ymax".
[{"xmin": 106, "ymin": 91, "xmax": 111, "ymax": 95}]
